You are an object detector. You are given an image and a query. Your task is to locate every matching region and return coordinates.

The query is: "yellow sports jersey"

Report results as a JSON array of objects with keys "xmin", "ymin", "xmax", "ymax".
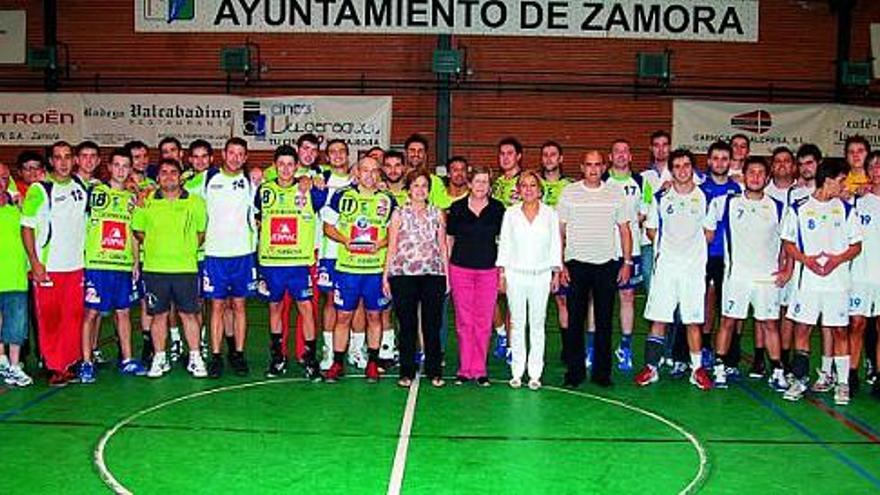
[{"xmin": 845, "ymin": 169, "xmax": 869, "ymax": 194}]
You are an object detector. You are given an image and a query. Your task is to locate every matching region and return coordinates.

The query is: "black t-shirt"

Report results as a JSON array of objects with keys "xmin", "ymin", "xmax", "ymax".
[{"xmin": 446, "ymin": 196, "xmax": 505, "ymax": 269}]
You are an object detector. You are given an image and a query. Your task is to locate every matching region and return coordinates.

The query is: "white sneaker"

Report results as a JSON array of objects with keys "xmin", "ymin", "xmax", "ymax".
[
  {"xmin": 783, "ymin": 379, "xmax": 808, "ymax": 402},
  {"xmin": 834, "ymin": 383, "xmax": 851, "ymax": 406},
  {"xmin": 508, "ymin": 377, "xmax": 522, "ymax": 389},
  {"xmin": 528, "ymin": 378, "xmax": 542, "ymax": 391},
  {"xmin": 319, "ymin": 347, "xmax": 333, "ymax": 371},
  {"xmin": 811, "ymin": 370, "xmax": 835, "ymax": 393},
  {"xmin": 713, "ymin": 364, "xmax": 728, "ymax": 389},
  {"xmin": 4, "ymin": 364, "xmax": 33, "ymax": 387},
  {"xmin": 348, "ymin": 347, "xmax": 368, "ymax": 370},
  {"xmin": 147, "ymin": 353, "xmax": 170, "ymax": 378},
  {"xmin": 0, "ymin": 354, "xmax": 9, "ymax": 376},
  {"xmin": 768, "ymin": 368, "xmax": 788, "ymax": 392},
  {"xmin": 187, "ymin": 352, "xmax": 207, "ymax": 378}
]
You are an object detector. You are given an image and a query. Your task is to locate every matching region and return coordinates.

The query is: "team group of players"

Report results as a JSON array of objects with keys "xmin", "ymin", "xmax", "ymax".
[{"xmin": 0, "ymin": 130, "xmax": 878, "ymax": 406}]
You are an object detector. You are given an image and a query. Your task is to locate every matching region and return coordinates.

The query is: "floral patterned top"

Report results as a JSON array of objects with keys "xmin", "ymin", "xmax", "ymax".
[{"xmin": 387, "ymin": 204, "xmax": 445, "ymax": 276}]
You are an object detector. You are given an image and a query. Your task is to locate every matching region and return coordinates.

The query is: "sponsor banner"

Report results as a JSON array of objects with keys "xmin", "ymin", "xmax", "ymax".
[
  {"xmin": 238, "ymin": 96, "xmax": 391, "ymax": 151},
  {"xmin": 0, "ymin": 93, "xmax": 81, "ymax": 145},
  {"xmin": 673, "ymin": 99, "xmax": 880, "ymax": 158},
  {"xmin": 0, "ymin": 93, "xmax": 392, "ymax": 153},
  {"xmin": 134, "ymin": 0, "xmax": 759, "ymax": 42},
  {"xmin": 0, "ymin": 10, "xmax": 26, "ymax": 64}
]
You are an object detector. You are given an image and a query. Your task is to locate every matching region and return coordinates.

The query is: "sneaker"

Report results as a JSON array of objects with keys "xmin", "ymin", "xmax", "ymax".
[
  {"xmin": 230, "ymin": 352, "xmax": 249, "ymax": 377},
  {"xmin": 669, "ymin": 361, "xmax": 689, "ymax": 379},
  {"xmin": 377, "ymin": 357, "xmax": 397, "ymax": 373},
  {"xmin": 348, "ymin": 348, "xmax": 368, "ymax": 370},
  {"xmin": 493, "ymin": 334, "xmax": 508, "ymax": 360},
  {"xmin": 48, "ymin": 370, "xmax": 72, "ymax": 387},
  {"xmin": 834, "ymin": 383, "xmax": 851, "ymax": 406},
  {"xmin": 725, "ymin": 367, "xmax": 742, "ymax": 382},
  {"xmin": 509, "ymin": 377, "xmax": 522, "ymax": 389},
  {"xmin": 690, "ymin": 367, "xmax": 713, "ymax": 391},
  {"xmin": 169, "ymin": 340, "xmax": 183, "ymax": 363},
  {"xmin": 78, "ymin": 361, "xmax": 96, "ymax": 384},
  {"xmin": 4, "ymin": 365, "xmax": 33, "ymax": 387},
  {"xmin": 92, "ymin": 348, "xmax": 109, "ymax": 366},
  {"xmin": 811, "ymin": 370, "xmax": 835, "ymax": 393},
  {"xmin": 585, "ymin": 345, "xmax": 593, "ymax": 369},
  {"xmin": 454, "ymin": 375, "xmax": 470, "ymax": 386},
  {"xmin": 0, "ymin": 354, "xmax": 9, "ymax": 376},
  {"xmin": 528, "ymin": 378, "xmax": 542, "ymax": 390},
  {"xmin": 303, "ymin": 359, "xmax": 322, "ymax": 382},
  {"xmin": 208, "ymin": 355, "xmax": 224, "ymax": 379},
  {"xmin": 147, "ymin": 354, "xmax": 170, "ymax": 378},
  {"xmin": 187, "ymin": 353, "xmax": 208, "ymax": 378},
  {"xmin": 867, "ymin": 372, "xmax": 878, "ymax": 386},
  {"xmin": 748, "ymin": 358, "xmax": 767, "ymax": 379},
  {"xmin": 476, "ymin": 376, "xmax": 491, "ymax": 387},
  {"xmin": 783, "ymin": 378, "xmax": 808, "ymax": 402},
  {"xmin": 119, "ymin": 359, "xmax": 147, "ymax": 376},
  {"xmin": 266, "ymin": 352, "xmax": 287, "ymax": 378},
  {"xmin": 634, "ymin": 365, "xmax": 659, "ymax": 386},
  {"xmin": 615, "ymin": 346, "xmax": 633, "ymax": 372},
  {"xmin": 324, "ymin": 362, "xmax": 344, "ymax": 383},
  {"xmin": 365, "ymin": 361, "xmax": 380, "ymax": 383},
  {"xmin": 713, "ymin": 364, "xmax": 727, "ymax": 389},
  {"xmin": 768, "ymin": 368, "xmax": 789, "ymax": 392},
  {"xmin": 319, "ymin": 347, "xmax": 334, "ymax": 371},
  {"xmin": 700, "ymin": 348, "xmax": 714, "ymax": 370}
]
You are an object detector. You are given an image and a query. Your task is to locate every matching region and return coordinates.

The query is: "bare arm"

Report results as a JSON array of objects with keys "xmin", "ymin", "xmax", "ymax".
[{"xmin": 21, "ymin": 226, "xmax": 48, "ymax": 283}]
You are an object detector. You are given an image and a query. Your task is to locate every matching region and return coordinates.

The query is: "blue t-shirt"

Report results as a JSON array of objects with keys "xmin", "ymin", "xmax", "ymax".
[{"xmin": 700, "ymin": 177, "xmax": 741, "ymax": 258}]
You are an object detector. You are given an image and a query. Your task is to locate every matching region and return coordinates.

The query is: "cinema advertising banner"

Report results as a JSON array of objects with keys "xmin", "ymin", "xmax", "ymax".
[
  {"xmin": 0, "ymin": 93, "xmax": 392, "ymax": 152},
  {"xmin": 134, "ymin": 0, "xmax": 759, "ymax": 42},
  {"xmin": 673, "ymin": 99, "xmax": 880, "ymax": 158}
]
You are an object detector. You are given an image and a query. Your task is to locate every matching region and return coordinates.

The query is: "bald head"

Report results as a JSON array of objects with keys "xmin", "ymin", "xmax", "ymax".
[
  {"xmin": 355, "ymin": 156, "xmax": 380, "ymax": 189},
  {"xmin": 580, "ymin": 150, "xmax": 606, "ymax": 187}
]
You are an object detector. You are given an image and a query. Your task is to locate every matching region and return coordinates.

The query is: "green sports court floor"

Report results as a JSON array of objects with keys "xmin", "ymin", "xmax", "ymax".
[{"xmin": 2, "ymin": 298, "xmax": 879, "ymax": 494}]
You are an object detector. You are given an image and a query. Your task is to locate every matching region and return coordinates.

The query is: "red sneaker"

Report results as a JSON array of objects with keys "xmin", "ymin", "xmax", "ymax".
[
  {"xmin": 690, "ymin": 367, "xmax": 713, "ymax": 391},
  {"xmin": 366, "ymin": 361, "xmax": 380, "ymax": 383},
  {"xmin": 634, "ymin": 365, "xmax": 659, "ymax": 387},
  {"xmin": 324, "ymin": 362, "xmax": 344, "ymax": 383}
]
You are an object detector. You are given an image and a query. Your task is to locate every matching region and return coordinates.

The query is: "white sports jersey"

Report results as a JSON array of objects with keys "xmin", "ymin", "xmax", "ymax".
[
  {"xmin": 202, "ymin": 169, "xmax": 256, "ymax": 257},
  {"xmin": 645, "ymin": 186, "xmax": 708, "ymax": 275},
  {"xmin": 605, "ymin": 170, "xmax": 642, "ymax": 257},
  {"xmin": 851, "ymin": 193, "xmax": 880, "ymax": 284},
  {"xmin": 706, "ymin": 193, "xmax": 784, "ymax": 282},
  {"xmin": 20, "ymin": 178, "xmax": 88, "ymax": 272},
  {"xmin": 764, "ymin": 180, "xmax": 796, "ymax": 205},
  {"xmin": 781, "ymin": 195, "xmax": 862, "ymax": 291},
  {"xmin": 639, "ymin": 166, "xmax": 671, "ymax": 246},
  {"xmin": 318, "ymin": 171, "xmax": 352, "ymax": 260}
]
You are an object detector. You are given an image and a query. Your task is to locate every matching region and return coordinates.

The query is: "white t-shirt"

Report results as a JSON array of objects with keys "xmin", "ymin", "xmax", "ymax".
[
  {"xmin": 645, "ymin": 186, "xmax": 708, "ymax": 275},
  {"xmin": 851, "ymin": 193, "xmax": 880, "ymax": 285},
  {"xmin": 20, "ymin": 178, "xmax": 87, "ymax": 272},
  {"xmin": 605, "ymin": 172, "xmax": 642, "ymax": 257},
  {"xmin": 557, "ymin": 182, "xmax": 628, "ymax": 264},
  {"xmin": 202, "ymin": 170, "xmax": 256, "ymax": 257},
  {"xmin": 319, "ymin": 171, "xmax": 352, "ymax": 260},
  {"xmin": 780, "ymin": 195, "xmax": 862, "ymax": 291},
  {"xmin": 705, "ymin": 193, "xmax": 784, "ymax": 282}
]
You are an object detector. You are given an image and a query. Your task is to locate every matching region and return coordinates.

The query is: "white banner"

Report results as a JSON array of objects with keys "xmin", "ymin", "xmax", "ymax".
[
  {"xmin": 0, "ymin": 93, "xmax": 392, "ymax": 152},
  {"xmin": 673, "ymin": 99, "xmax": 880, "ymax": 158},
  {"xmin": 0, "ymin": 10, "xmax": 26, "ymax": 64},
  {"xmin": 134, "ymin": 0, "xmax": 759, "ymax": 42}
]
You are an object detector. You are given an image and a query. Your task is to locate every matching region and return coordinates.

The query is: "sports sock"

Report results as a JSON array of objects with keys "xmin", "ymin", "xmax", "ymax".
[
  {"xmin": 792, "ymin": 351, "xmax": 810, "ymax": 380},
  {"xmin": 170, "ymin": 326, "xmax": 181, "ymax": 342},
  {"xmin": 781, "ymin": 349, "xmax": 791, "ymax": 369},
  {"xmin": 225, "ymin": 335, "xmax": 235, "ymax": 353},
  {"xmin": 769, "ymin": 359, "xmax": 782, "ymax": 371},
  {"xmin": 350, "ymin": 332, "xmax": 366, "ymax": 353},
  {"xmin": 620, "ymin": 334, "xmax": 632, "ymax": 350},
  {"xmin": 727, "ymin": 331, "xmax": 741, "ymax": 367},
  {"xmin": 587, "ymin": 332, "xmax": 594, "ymax": 350},
  {"xmin": 690, "ymin": 352, "xmax": 702, "ymax": 371},
  {"xmin": 495, "ymin": 325, "xmax": 506, "ymax": 337},
  {"xmin": 270, "ymin": 333, "xmax": 282, "ymax": 352},
  {"xmin": 367, "ymin": 347, "xmax": 380, "ymax": 363},
  {"xmin": 753, "ymin": 347, "xmax": 766, "ymax": 366},
  {"xmin": 644, "ymin": 336, "xmax": 665, "ymax": 368},
  {"xmin": 834, "ymin": 356, "xmax": 850, "ymax": 384},
  {"xmin": 305, "ymin": 339, "xmax": 317, "ymax": 358},
  {"xmin": 821, "ymin": 355, "xmax": 833, "ymax": 376},
  {"xmin": 322, "ymin": 331, "xmax": 333, "ymax": 349},
  {"xmin": 333, "ymin": 351, "xmax": 346, "ymax": 364},
  {"xmin": 700, "ymin": 332, "xmax": 711, "ymax": 350}
]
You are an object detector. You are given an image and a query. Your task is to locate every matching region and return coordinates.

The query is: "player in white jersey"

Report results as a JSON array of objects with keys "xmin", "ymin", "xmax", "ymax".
[
  {"xmin": 706, "ymin": 157, "xmax": 789, "ymax": 390},
  {"xmin": 728, "ymin": 134, "xmax": 750, "ymax": 183},
  {"xmin": 318, "ymin": 139, "xmax": 353, "ymax": 369},
  {"xmin": 781, "ymin": 160, "xmax": 862, "ymax": 404},
  {"xmin": 636, "ymin": 149, "xmax": 713, "ymax": 390},
  {"xmin": 202, "ymin": 137, "xmax": 258, "ymax": 378},
  {"xmin": 850, "ymin": 151, "xmax": 880, "ymax": 398}
]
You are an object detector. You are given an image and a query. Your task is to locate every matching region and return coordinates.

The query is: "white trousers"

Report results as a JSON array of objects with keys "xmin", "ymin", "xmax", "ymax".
[{"xmin": 506, "ymin": 270, "xmax": 552, "ymax": 381}]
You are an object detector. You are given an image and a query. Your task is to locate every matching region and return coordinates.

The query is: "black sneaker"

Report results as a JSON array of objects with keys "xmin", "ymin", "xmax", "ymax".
[
  {"xmin": 265, "ymin": 354, "xmax": 287, "ymax": 378},
  {"xmin": 303, "ymin": 359, "xmax": 322, "ymax": 382},
  {"xmin": 476, "ymin": 376, "xmax": 491, "ymax": 387},
  {"xmin": 231, "ymin": 352, "xmax": 249, "ymax": 377},
  {"xmin": 208, "ymin": 355, "xmax": 224, "ymax": 379},
  {"xmin": 748, "ymin": 358, "xmax": 767, "ymax": 379},
  {"xmin": 454, "ymin": 375, "xmax": 470, "ymax": 386}
]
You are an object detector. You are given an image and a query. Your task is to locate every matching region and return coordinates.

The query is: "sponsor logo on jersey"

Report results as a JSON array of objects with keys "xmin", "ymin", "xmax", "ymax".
[
  {"xmin": 269, "ymin": 217, "xmax": 298, "ymax": 245},
  {"xmin": 101, "ymin": 221, "xmax": 127, "ymax": 250}
]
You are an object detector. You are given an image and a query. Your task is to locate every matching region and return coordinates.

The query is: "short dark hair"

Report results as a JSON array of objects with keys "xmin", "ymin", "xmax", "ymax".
[
  {"xmin": 188, "ymin": 139, "xmax": 213, "ymax": 155},
  {"xmin": 158, "ymin": 136, "xmax": 182, "ymax": 151},
  {"xmin": 498, "ymin": 137, "xmax": 523, "ymax": 155},
  {"xmin": 743, "ymin": 156, "xmax": 769, "ymax": 176},
  {"xmin": 16, "ymin": 150, "xmax": 45, "ymax": 170},
  {"xmin": 446, "ymin": 155, "xmax": 468, "ymax": 169},
  {"xmin": 650, "ymin": 130, "xmax": 670, "ymax": 143},
  {"xmin": 729, "ymin": 133, "xmax": 750, "ymax": 148},
  {"xmin": 796, "ymin": 143, "xmax": 822, "ymax": 163},
  {"xmin": 815, "ymin": 159, "xmax": 850, "ymax": 188},
  {"xmin": 158, "ymin": 158, "xmax": 183, "ymax": 173},
  {"xmin": 845, "ymin": 134, "xmax": 871, "ymax": 155},
  {"xmin": 541, "ymin": 140, "xmax": 563, "ymax": 155},
  {"xmin": 273, "ymin": 145, "xmax": 297, "ymax": 162},
  {"xmin": 75, "ymin": 140, "xmax": 100, "ymax": 156},
  {"xmin": 669, "ymin": 148, "xmax": 696, "ymax": 168},
  {"xmin": 707, "ymin": 140, "xmax": 732, "ymax": 157},
  {"xmin": 383, "ymin": 150, "xmax": 405, "ymax": 165},
  {"xmin": 124, "ymin": 140, "xmax": 148, "ymax": 153},
  {"xmin": 404, "ymin": 133, "xmax": 429, "ymax": 151},
  {"xmin": 225, "ymin": 137, "xmax": 248, "ymax": 151},
  {"xmin": 771, "ymin": 146, "xmax": 794, "ymax": 162},
  {"xmin": 296, "ymin": 133, "xmax": 320, "ymax": 148},
  {"xmin": 109, "ymin": 148, "xmax": 133, "ymax": 164},
  {"xmin": 47, "ymin": 140, "xmax": 73, "ymax": 158},
  {"xmin": 326, "ymin": 138, "xmax": 349, "ymax": 154}
]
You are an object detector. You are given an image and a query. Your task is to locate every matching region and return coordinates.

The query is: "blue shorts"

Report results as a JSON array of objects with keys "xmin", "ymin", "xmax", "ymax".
[
  {"xmin": 0, "ymin": 292, "xmax": 28, "ymax": 345},
  {"xmin": 259, "ymin": 266, "xmax": 313, "ymax": 303},
  {"xmin": 333, "ymin": 272, "xmax": 389, "ymax": 312},
  {"xmin": 618, "ymin": 256, "xmax": 644, "ymax": 291},
  {"xmin": 317, "ymin": 258, "xmax": 336, "ymax": 294},
  {"xmin": 85, "ymin": 269, "xmax": 136, "ymax": 313},
  {"xmin": 202, "ymin": 254, "xmax": 257, "ymax": 299},
  {"xmin": 197, "ymin": 260, "xmax": 206, "ymax": 298}
]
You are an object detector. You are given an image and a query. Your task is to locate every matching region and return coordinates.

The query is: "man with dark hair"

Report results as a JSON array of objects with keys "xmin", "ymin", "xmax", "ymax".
[
  {"xmin": 296, "ymin": 133, "xmax": 323, "ymax": 175},
  {"xmin": 782, "ymin": 160, "xmax": 861, "ymax": 404},
  {"xmin": 636, "ymin": 149, "xmax": 714, "ymax": 390},
  {"xmin": 404, "ymin": 134, "xmax": 429, "ymax": 171},
  {"xmin": 74, "ymin": 141, "xmax": 101, "ymax": 186},
  {"xmin": 21, "ymin": 141, "xmax": 88, "ymax": 386},
  {"xmin": 729, "ymin": 134, "xmax": 751, "ymax": 181},
  {"xmin": 14, "ymin": 151, "xmax": 46, "ymax": 200},
  {"xmin": 844, "ymin": 135, "xmax": 871, "ymax": 196},
  {"xmin": 124, "ymin": 140, "xmax": 154, "ymax": 190}
]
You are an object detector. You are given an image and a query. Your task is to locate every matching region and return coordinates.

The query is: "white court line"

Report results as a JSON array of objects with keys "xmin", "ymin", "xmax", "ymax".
[{"xmin": 386, "ymin": 375, "xmax": 421, "ymax": 495}]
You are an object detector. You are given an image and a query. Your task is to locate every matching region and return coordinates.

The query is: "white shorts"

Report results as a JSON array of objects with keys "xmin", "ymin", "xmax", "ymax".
[
  {"xmin": 779, "ymin": 279, "xmax": 796, "ymax": 307},
  {"xmin": 721, "ymin": 277, "xmax": 780, "ymax": 321},
  {"xmin": 786, "ymin": 289, "xmax": 849, "ymax": 327},
  {"xmin": 644, "ymin": 268, "xmax": 705, "ymax": 325},
  {"xmin": 849, "ymin": 282, "xmax": 880, "ymax": 317}
]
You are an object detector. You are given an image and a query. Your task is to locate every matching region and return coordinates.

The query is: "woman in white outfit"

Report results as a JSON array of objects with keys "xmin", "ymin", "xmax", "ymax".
[{"xmin": 496, "ymin": 170, "xmax": 562, "ymax": 390}]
